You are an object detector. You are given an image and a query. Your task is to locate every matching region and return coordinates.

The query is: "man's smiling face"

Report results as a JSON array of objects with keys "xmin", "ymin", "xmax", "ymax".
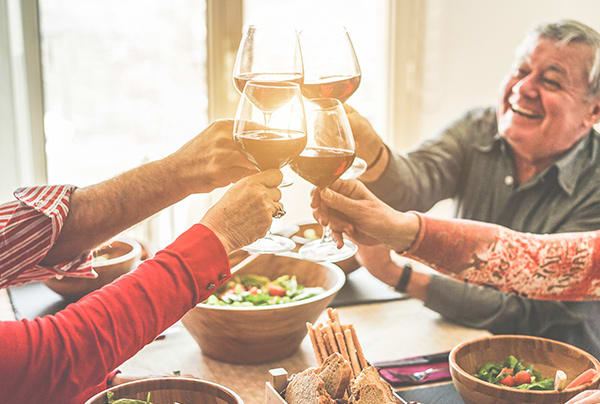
[{"xmin": 497, "ymin": 36, "xmax": 600, "ymax": 164}]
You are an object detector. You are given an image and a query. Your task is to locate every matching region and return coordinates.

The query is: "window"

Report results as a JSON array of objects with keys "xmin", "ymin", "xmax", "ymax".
[
  {"xmin": 37, "ymin": 0, "xmax": 210, "ymax": 248},
  {"xmin": 4, "ymin": 0, "xmax": 396, "ymax": 248},
  {"xmin": 39, "ymin": 0, "xmax": 209, "ymax": 185}
]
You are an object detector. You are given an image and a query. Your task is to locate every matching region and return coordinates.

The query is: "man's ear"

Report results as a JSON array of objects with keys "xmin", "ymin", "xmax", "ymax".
[{"xmin": 584, "ymin": 97, "xmax": 600, "ymax": 127}]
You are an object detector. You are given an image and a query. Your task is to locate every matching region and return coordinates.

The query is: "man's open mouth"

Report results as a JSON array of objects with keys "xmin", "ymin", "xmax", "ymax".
[{"xmin": 510, "ymin": 103, "xmax": 542, "ymax": 119}]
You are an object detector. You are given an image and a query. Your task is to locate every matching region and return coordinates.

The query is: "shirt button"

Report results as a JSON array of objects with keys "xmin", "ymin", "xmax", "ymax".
[
  {"xmin": 218, "ymin": 273, "xmax": 227, "ymax": 280},
  {"xmin": 504, "ymin": 175, "xmax": 514, "ymax": 186},
  {"xmin": 206, "ymin": 282, "xmax": 216, "ymax": 290}
]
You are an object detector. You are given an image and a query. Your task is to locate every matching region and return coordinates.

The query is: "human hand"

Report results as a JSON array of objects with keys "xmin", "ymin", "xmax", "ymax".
[
  {"xmin": 356, "ymin": 243, "xmax": 401, "ymax": 286},
  {"xmin": 310, "ymin": 179, "xmax": 419, "ymax": 252},
  {"xmin": 343, "ymin": 104, "xmax": 386, "ymax": 168},
  {"xmin": 166, "ymin": 120, "xmax": 258, "ymax": 194},
  {"xmin": 200, "ymin": 169, "xmax": 283, "ymax": 253},
  {"xmin": 565, "ymin": 390, "xmax": 600, "ymax": 404}
]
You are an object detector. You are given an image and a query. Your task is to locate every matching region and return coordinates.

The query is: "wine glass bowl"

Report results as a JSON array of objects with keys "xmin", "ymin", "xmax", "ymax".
[
  {"xmin": 233, "ymin": 25, "xmax": 303, "ymax": 94},
  {"xmin": 290, "ymin": 98, "xmax": 357, "ymax": 262},
  {"xmin": 298, "ymin": 26, "xmax": 361, "ymax": 103}
]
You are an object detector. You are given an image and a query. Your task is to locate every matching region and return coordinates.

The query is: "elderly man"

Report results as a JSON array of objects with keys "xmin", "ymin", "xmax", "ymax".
[{"xmin": 348, "ymin": 19, "xmax": 600, "ymax": 358}]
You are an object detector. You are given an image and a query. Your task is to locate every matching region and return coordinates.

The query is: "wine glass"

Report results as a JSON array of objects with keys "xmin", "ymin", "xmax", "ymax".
[
  {"xmin": 234, "ymin": 81, "xmax": 307, "ymax": 254},
  {"xmin": 290, "ymin": 98, "xmax": 357, "ymax": 262},
  {"xmin": 298, "ymin": 26, "xmax": 364, "ymax": 175},
  {"xmin": 234, "ymin": 24, "xmax": 303, "ymax": 186},
  {"xmin": 233, "ymin": 25, "xmax": 303, "ymax": 96}
]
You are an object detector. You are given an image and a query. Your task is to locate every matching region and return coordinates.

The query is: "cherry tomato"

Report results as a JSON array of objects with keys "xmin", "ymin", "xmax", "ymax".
[
  {"xmin": 268, "ymin": 284, "xmax": 286, "ymax": 297},
  {"xmin": 514, "ymin": 370, "xmax": 531, "ymax": 385},
  {"xmin": 500, "ymin": 375, "xmax": 515, "ymax": 387},
  {"xmin": 500, "ymin": 367, "xmax": 514, "ymax": 376},
  {"xmin": 248, "ymin": 286, "xmax": 259, "ymax": 295}
]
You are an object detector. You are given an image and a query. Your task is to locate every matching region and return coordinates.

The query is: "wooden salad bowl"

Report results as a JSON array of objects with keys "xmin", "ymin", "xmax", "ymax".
[
  {"xmin": 44, "ymin": 238, "xmax": 142, "ymax": 300},
  {"xmin": 182, "ymin": 253, "xmax": 345, "ymax": 364},
  {"xmin": 85, "ymin": 377, "xmax": 243, "ymax": 404},
  {"xmin": 450, "ymin": 334, "xmax": 600, "ymax": 404}
]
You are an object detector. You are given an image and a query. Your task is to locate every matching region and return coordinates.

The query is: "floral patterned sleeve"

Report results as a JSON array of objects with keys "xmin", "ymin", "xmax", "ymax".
[{"xmin": 405, "ymin": 213, "xmax": 600, "ymax": 300}]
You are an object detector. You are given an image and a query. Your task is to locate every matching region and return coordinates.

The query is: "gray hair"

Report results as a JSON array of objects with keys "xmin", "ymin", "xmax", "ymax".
[{"xmin": 525, "ymin": 19, "xmax": 600, "ymax": 98}]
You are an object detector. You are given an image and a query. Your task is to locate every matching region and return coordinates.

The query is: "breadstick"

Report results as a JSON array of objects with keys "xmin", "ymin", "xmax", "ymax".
[
  {"xmin": 306, "ymin": 323, "xmax": 323, "ymax": 365},
  {"xmin": 318, "ymin": 323, "xmax": 333, "ymax": 355},
  {"xmin": 327, "ymin": 307, "xmax": 340, "ymax": 325},
  {"xmin": 349, "ymin": 324, "xmax": 368, "ymax": 369},
  {"xmin": 314, "ymin": 325, "xmax": 329, "ymax": 361},
  {"xmin": 344, "ymin": 328, "xmax": 362, "ymax": 376},
  {"xmin": 329, "ymin": 313, "xmax": 343, "ymax": 336},
  {"xmin": 322, "ymin": 323, "xmax": 339, "ymax": 355},
  {"xmin": 334, "ymin": 331, "xmax": 351, "ymax": 369}
]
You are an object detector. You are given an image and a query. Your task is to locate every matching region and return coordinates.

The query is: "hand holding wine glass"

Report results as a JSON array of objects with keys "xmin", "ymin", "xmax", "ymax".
[
  {"xmin": 233, "ymin": 81, "xmax": 307, "ymax": 254},
  {"xmin": 290, "ymin": 98, "xmax": 357, "ymax": 262}
]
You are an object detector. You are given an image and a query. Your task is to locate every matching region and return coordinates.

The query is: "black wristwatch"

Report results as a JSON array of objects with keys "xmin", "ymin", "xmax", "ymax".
[{"xmin": 395, "ymin": 264, "xmax": 413, "ymax": 293}]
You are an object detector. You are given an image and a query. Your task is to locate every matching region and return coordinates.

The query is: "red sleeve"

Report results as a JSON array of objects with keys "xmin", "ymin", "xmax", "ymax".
[
  {"xmin": 405, "ymin": 213, "xmax": 600, "ymax": 300},
  {"xmin": 0, "ymin": 223, "xmax": 230, "ymax": 404}
]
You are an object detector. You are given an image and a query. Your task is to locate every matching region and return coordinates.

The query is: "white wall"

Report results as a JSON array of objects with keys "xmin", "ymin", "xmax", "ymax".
[{"xmin": 418, "ymin": 0, "xmax": 600, "ymax": 144}]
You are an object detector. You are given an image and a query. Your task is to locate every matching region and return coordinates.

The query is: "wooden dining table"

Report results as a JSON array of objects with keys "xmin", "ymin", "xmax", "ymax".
[
  {"xmin": 117, "ymin": 297, "xmax": 489, "ymax": 402},
  {"xmin": 0, "ymin": 282, "xmax": 490, "ymax": 404}
]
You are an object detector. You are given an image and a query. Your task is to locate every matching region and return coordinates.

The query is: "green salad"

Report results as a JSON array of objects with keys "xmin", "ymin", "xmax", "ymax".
[
  {"xmin": 106, "ymin": 391, "xmax": 152, "ymax": 403},
  {"xmin": 474, "ymin": 355, "xmax": 555, "ymax": 390},
  {"xmin": 203, "ymin": 274, "xmax": 324, "ymax": 307}
]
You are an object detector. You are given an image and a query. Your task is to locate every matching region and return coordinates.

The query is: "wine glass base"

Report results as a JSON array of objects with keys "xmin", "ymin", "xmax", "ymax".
[
  {"xmin": 242, "ymin": 234, "xmax": 296, "ymax": 254},
  {"xmin": 298, "ymin": 238, "xmax": 357, "ymax": 262}
]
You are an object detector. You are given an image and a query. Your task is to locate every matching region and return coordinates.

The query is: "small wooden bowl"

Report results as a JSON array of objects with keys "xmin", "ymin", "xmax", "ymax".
[
  {"xmin": 182, "ymin": 253, "xmax": 345, "ymax": 364},
  {"xmin": 294, "ymin": 221, "xmax": 361, "ymax": 275},
  {"xmin": 450, "ymin": 335, "xmax": 600, "ymax": 404},
  {"xmin": 85, "ymin": 377, "xmax": 243, "ymax": 404},
  {"xmin": 44, "ymin": 238, "xmax": 141, "ymax": 300}
]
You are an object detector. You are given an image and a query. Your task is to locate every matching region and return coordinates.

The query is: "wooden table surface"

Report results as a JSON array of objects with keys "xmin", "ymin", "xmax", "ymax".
[
  {"xmin": 0, "ymin": 285, "xmax": 490, "ymax": 404},
  {"xmin": 114, "ymin": 298, "xmax": 490, "ymax": 404}
]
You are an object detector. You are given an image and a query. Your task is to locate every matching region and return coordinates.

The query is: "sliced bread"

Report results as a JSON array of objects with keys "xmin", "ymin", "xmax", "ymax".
[
  {"xmin": 349, "ymin": 382, "xmax": 397, "ymax": 404},
  {"xmin": 350, "ymin": 366, "xmax": 398, "ymax": 403},
  {"xmin": 285, "ymin": 368, "xmax": 334, "ymax": 404},
  {"xmin": 318, "ymin": 352, "xmax": 353, "ymax": 399}
]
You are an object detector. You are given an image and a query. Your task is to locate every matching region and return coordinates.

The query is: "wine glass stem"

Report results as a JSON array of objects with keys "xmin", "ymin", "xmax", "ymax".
[
  {"xmin": 263, "ymin": 111, "xmax": 272, "ymax": 132},
  {"xmin": 321, "ymin": 225, "xmax": 334, "ymax": 244}
]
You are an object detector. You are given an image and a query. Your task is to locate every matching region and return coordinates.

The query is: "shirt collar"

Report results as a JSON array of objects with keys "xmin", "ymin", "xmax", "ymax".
[
  {"xmin": 553, "ymin": 129, "xmax": 598, "ymax": 196},
  {"xmin": 474, "ymin": 128, "xmax": 599, "ymax": 196}
]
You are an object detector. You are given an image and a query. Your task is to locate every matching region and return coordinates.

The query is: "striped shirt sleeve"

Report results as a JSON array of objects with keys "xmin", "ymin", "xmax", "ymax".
[{"xmin": 0, "ymin": 185, "xmax": 95, "ymax": 289}]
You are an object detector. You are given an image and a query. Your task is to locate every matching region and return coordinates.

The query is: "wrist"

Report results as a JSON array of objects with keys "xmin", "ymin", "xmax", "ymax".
[
  {"xmin": 359, "ymin": 144, "xmax": 389, "ymax": 183},
  {"xmin": 199, "ymin": 219, "xmax": 234, "ymax": 254},
  {"xmin": 389, "ymin": 211, "xmax": 420, "ymax": 253},
  {"xmin": 160, "ymin": 154, "xmax": 194, "ymax": 197},
  {"xmin": 405, "ymin": 270, "xmax": 431, "ymax": 301}
]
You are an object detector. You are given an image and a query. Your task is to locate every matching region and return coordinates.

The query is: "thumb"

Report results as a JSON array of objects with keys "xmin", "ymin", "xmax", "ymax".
[{"xmin": 320, "ymin": 188, "xmax": 360, "ymax": 216}]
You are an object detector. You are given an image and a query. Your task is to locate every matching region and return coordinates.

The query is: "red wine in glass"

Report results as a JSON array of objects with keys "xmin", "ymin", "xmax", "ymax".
[
  {"xmin": 235, "ymin": 129, "xmax": 307, "ymax": 171},
  {"xmin": 290, "ymin": 146, "xmax": 355, "ymax": 187},
  {"xmin": 301, "ymin": 74, "xmax": 361, "ymax": 103}
]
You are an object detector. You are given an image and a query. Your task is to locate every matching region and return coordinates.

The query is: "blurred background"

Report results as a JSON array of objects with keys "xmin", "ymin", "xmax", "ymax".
[{"xmin": 1, "ymin": 0, "xmax": 599, "ymax": 252}]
